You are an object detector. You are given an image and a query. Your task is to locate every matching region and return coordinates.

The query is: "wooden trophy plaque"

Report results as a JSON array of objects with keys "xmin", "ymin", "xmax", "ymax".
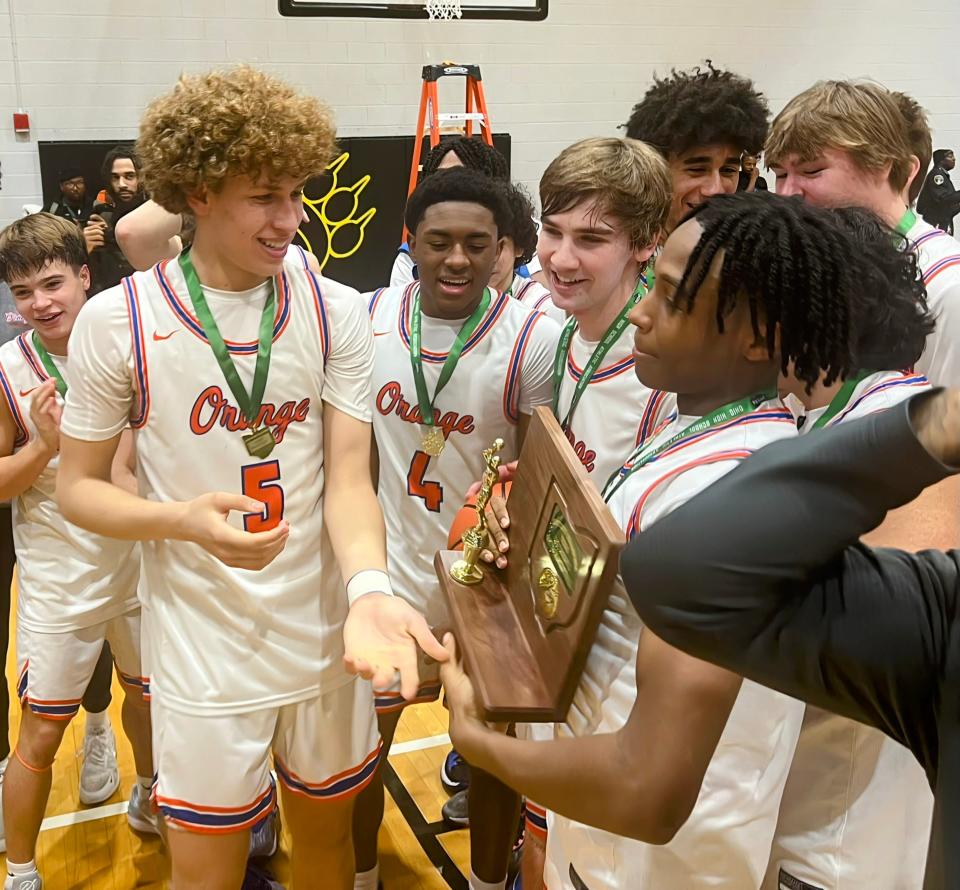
[{"xmin": 434, "ymin": 406, "xmax": 625, "ymax": 723}]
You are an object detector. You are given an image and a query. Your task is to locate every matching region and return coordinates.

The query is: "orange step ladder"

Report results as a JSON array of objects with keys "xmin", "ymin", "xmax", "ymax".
[{"xmin": 404, "ymin": 62, "xmax": 494, "ymax": 237}]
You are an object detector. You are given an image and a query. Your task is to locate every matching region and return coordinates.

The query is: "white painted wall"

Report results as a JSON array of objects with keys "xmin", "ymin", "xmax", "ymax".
[{"xmin": 0, "ymin": 0, "xmax": 957, "ymax": 223}]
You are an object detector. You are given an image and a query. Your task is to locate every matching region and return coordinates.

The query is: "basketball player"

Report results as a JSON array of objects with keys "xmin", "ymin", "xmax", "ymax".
[
  {"xmin": 767, "ymin": 212, "xmax": 940, "ymax": 890},
  {"xmin": 390, "ymin": 137, "xmax": 513, "ymax": 288},
  {"xmin": 55, "ymin": 66, "xmax": 446, "ymax": 890},
  {"xmin": 623, "ymin": 62, "xmax": 769, "ymax": 232},
  {"xmin": 447, "ymin": 194, "xmax": 914, "ymax": 888},
  {"xmin": 0, "ymin": 213, "xmax": 155, "ymax": 890},
  {"xmin": 536, "ymin": 137, "xmax": 672, "ymax": 486},
  {"xmin": 764, "ymin": 79, "xmax": 959, "ymax": 889},
  {"xmin": 352, "ymin": 167, "xmax": 560, "ymax": 890},
  {"xmin": 767, "ymin": 80, "xmax": 960, "ymax": 388}
]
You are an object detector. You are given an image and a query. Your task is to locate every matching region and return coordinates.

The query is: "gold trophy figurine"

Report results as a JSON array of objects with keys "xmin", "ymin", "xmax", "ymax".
[{"xmin": 450, "ymin": 438, "xmax": 505, "ymax": 585}]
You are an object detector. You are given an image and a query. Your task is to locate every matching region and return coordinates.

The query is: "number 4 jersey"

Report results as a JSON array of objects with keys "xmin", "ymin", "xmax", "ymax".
[
  {"xmin": 365, "ymin": 283, "xmax": 559, "ymax": 631},
  {"xmin": 61, "ymin": 248, "xmax": 375, "ymax": 716}
]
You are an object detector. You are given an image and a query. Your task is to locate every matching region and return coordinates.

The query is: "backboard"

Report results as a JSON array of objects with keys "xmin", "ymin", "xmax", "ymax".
[{"xmin": 279, "ymin": 0, "xmax": 547, "ymax": 20}]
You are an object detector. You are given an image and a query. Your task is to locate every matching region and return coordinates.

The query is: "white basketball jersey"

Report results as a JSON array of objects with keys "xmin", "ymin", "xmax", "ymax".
[
  {"xmin": 0, "ymin": 334, "xmax": 139, "ymax": 633},
  {"xmin": 907, "ymin": 218, "xmax": 960, "ymax": 385},
  {"xmin": 61, "ymin": 248, "xmax": 373, "ymax": 716},
  {"xmin": 366, "ymin": 283, "xmax": 558, "ymax": 629},
  {"xmin": 512, "ymin": 276, "xmax": 565, "ymax": 325},
  {"xmin": 554, "ymin": 324, "xmax": 670, "ymax": 484},
  {"xmin": 766, "ymin": 369, "xmax": 933, "ymax": 890},
  {"xmin": 545, "ymin": 398, "xmax": 804, "ymax": 890}
]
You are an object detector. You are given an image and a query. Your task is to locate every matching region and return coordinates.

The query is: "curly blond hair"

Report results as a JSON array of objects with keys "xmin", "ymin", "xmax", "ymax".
[{"xmin": 137, "ymin": 66, "xmax": 336, "ymax": 213}]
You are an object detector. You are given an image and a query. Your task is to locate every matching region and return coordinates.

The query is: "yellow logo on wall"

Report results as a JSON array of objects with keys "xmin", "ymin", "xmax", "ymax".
[{"xmin": 297, "ymin": 152, "xmax": 377, "ymax": 271}]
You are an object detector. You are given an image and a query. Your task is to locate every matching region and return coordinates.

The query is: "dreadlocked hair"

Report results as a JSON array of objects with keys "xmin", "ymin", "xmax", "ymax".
[
  {"xmin": 420, "ymin": 137, "xmax": 510, "ymax": 181},
  {"xmin": 830, "ymin": 207, "xmax": 933, "ymax": 371},
  {"xmin": 622, "ymin": 61, "xmax": 768, "ymax": 158},
  {"xmin": 676, "ymin": 192, "xmax": 863, "ymax": 392},
  {"xmin": 503, "ymin": 183, "xmax": 538, "ymax": 269}
]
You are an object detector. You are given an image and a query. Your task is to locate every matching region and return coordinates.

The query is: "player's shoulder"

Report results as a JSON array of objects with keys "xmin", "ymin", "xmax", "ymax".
[
  {"xmin": 0, "ymin": 332, "xmax": 25, "ymax": 368},
  {"xmin": 77, "ymin": 279, "xmax": 134, "ymax": 328},
  {"xmin": 846, "ymin": 371, "xmax": 931, "ymax": 417},
  {"xmin": 911, "ymin": 219, "xmax": 960, "ymax": 269},
  {"xmin": 500, "ymin": 289, "xmax": 560, "ymax": 334}
]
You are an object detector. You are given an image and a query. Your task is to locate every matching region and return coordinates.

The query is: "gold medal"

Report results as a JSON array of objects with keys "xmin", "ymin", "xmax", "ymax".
[
  {"xmin": 421, "ymin": 424, "xmax": 445, "ymax": 458},
  {"xmin": 243, "ymin": 426, "xmax": 277, "ymax": 459}
]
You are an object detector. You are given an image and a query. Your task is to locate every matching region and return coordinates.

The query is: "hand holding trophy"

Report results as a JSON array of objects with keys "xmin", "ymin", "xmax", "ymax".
[{"xmin": 434, "ymin": 407, "xmax": 625, "ymax": 723}]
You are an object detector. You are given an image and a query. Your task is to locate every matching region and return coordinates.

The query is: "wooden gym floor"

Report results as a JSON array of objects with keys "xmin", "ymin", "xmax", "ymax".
[{"xmin": 1, "ymin": 577, "xmax": 472, "ymax": 889}]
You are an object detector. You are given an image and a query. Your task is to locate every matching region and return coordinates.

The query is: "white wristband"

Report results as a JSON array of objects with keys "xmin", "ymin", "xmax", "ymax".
[{"xmin": 346, "ymin": 569, "xmax": 394, "ymax": 606}]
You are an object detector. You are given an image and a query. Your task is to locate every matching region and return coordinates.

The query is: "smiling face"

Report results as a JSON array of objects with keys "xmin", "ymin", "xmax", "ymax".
[
  {"xmin": 8, "ymin": 259, "xmax": 89, "ymax": 354},
  {"xmin": 188, "ymin": 172, "xmax": 307, "ymax": 291},
  {"xmin": 666, "ymin": 144, "xmax": 742, "ymax": 230},
  {"xmin": 769, "ymin": 147, "xmax": 894, "ymax": 214},
  {"xmin": 628, "ymin": 217, "xmax": 774, "ymax": 412},
  {"xmin": 537, "ymin": 197, "xmax": 650, "ymax": 319},
  {"xmin": 409, "ymin": 201, "xmax": 503, "ymax": 319}
]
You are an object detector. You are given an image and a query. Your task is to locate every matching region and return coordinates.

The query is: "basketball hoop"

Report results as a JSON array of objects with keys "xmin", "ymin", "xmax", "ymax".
[{"xmin": 425, "ymin": 0, "xmax": 462, "ymax": 19}]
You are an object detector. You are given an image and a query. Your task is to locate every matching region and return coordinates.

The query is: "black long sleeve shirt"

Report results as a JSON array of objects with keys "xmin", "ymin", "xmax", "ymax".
[{"xmin": 620, "ymin": 394, "xmax": 957, "ymax": 889}]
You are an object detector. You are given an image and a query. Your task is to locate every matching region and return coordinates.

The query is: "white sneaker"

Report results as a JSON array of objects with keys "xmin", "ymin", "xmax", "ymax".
[
  {"xmin": 126, "ymin": 783, "xmax": 160, "ymax": 836},
  {"xmin": 78, "ymin": 722, "xmax": 120, "ymax": 805},
  {"xmin": 3, "ymin": 870, "xmax": 42, "ymax": 890}
]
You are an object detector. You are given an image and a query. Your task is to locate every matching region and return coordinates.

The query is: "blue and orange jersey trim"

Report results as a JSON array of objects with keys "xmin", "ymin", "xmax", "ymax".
[
  {"xmin": 18, "ymin": 664, "xmax": 82, "ymax": 720},
  {"xmin": 564, "ymin": 336, "xmax": 634, "ymax": 386},
  {"xmin": 156, "ymin": 781, "xmax": 276, "ymax": 834},
  {"xmin": 115, "ymin": 666, "xmax": 150, "ymax": 698},
  {"xmin": 922, "ymin": 253, "xmax": 960, "ymax": 285},
  {"xmin": 398, "ymin": 283, "xmax": 510, "ymax": 361},
  {"xmin": 636, "ymin": 390, "xmax": 675, "ymax": 448},
  {"xmin": 626, "ymin": 449, "xmax": 753, "ymax": 539},
  {"xmin": 912, "ymin": 229, "xmax": 947, "ymax": 249},
  {"xmin": 617, "ymin": 406, "xmax": 794, "ymax": 478},
  {"xmin": 0, "ymin": 361, "xmax": 29, "ymax": 448},
  {"xmin": 368, "ymin": 287, "xmax": 388, "ymax": 320},
  {"xmin": 502, "ymin": 311, "xmax": 548, "ymax": 424},
  {"xmin": 154, "ymin": 260, "xmax": 292, "ymax": 353},
  {"xmin": 524, "ymin": 801, "xmax": 549, "ymax": 841},
  {"xmin": 275, "ymin": 740, "xmax": 383, "ymax": 801},
  {"xmin": 303, "ymin": 267, "xmax": 330, "ymax": 361},
  {"xmin": 375, "ymin": 681, "xmax": 442, "ymax": 714},
  {"xmin": 15, "ymin": 333, "xmax": 47, "ymax": 383},
  {"xmin": 123, "ymin": 276, "xmax": 151, "ymax": 429},
  {"xmin": 829, "ymin": 372, "xmax": 929, "ymax": 427}
]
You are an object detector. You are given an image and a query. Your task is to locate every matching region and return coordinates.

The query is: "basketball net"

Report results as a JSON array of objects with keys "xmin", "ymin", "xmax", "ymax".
[{"xmin": 425, "ymin": 0, "xmax": 462, "ymax": 19}]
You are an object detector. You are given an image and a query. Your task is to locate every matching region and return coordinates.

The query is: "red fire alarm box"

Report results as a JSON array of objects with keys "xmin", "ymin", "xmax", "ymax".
[{"xmin": 13, "ymin": 112, "xmax": 29, "ymax": 133}]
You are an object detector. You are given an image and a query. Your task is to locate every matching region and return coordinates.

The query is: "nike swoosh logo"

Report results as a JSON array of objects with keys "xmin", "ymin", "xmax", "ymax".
[
  {"xmin": 152, "ymin": 330, "xmax": 179, "ymax": 341},
  {"xmin": 19, "ymin": 387, "xmax": 37, "ymax": 397},
  {"xmin": 373, "ymin": 330, "xmax": 391, "ymax": 337}
]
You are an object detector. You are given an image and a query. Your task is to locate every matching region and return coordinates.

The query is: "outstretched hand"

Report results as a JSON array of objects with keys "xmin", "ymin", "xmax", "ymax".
[{"xmin": 344, "ymin": 593, "xmax": 449, "ymax": 700}]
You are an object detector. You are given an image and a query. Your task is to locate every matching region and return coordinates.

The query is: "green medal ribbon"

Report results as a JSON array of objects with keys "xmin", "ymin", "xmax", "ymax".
[
  {"xmin": 178, "ymin": 251, "xmax": 278, "ymax": 458},
  {"xmin": 409, "ymin": 284, "xmax": 491, "ymax": 434},
  {"xmin": 601, "ymin": 389, "xmax": 776, "ymax": 503},
  {"xmin": 896, "ymin": 207, "xmax": 917, "ymax": 236},
  {"xmin": 551, "ymin": 279, "xmax": 646, "ymax": 429},
  {"xmin": 31, "ymin": 332, "xmax": 67, "ymax": 397},
  {"xmin": 809, "ymin": 369, "xmax": 873, "ymax": 430}
]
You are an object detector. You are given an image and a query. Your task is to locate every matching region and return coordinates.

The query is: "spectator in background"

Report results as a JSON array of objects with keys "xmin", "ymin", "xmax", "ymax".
[
  {"xmin": 918, "ymin": 148, "xmax": 960, "ymax": 234},
  {"xmin": 83, "ymin": 147, "xmax": 146, "ymax": 294},
  {"xmin": 737, "ymin": 151, "xmax": 768, "ymax": 191},
  {"xmin": 44, "ymin": 169, "xmax": 92, "ymax": 225}
]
